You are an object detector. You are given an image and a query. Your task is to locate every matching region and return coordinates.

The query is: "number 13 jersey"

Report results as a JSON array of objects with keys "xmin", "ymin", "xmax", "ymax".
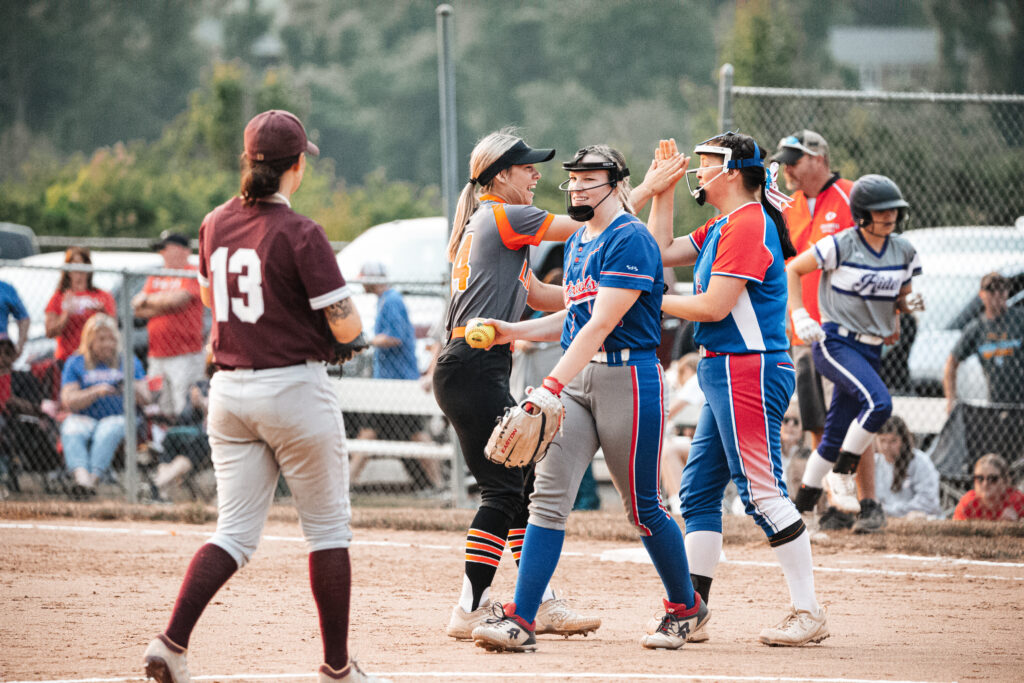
[{"xmin": 198, "ymin": 195, "xmax": 350, "ymax": 369}]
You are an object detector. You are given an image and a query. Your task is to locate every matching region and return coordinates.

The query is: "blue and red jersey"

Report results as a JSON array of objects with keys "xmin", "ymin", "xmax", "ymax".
[
  {"xmin": 688, "ymin": 202, "xmax": 788, "ymax": 354},
  {"xmin": 560, "ymin": 211, "xmax": 663, "ymax": 352}
]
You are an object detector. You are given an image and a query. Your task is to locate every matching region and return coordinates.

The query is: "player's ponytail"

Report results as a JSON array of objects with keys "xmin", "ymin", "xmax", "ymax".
[
  {"xmin": 240, "ymin": 153, "xmax": 300, "ymax": 207},
  {"xmin": 446, "ymin": 129, "xmax": 521, "ymax": 263}
]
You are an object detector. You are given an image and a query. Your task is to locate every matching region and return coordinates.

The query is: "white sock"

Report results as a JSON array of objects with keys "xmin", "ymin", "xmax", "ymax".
[
  {"xmin": 801, "ymin": 450, "xmax": 834, "ymax": 488},
  {"xmin": 840, "ymin": 422, "xmax": 876, "ymax": 458},
  {"xmin": 771, "ymin": 531, "xmax": 820, "ymax": 614},
  {"xmin": 541, "ymin": 584, "xmax": 555, "ymax": 603},
  {"xmin": 684, "ymin": 530, "xmax": 723, "ymax": 578},
  {"xmin": 458, "ymin": 575, "xmax": 488, "ymax": 612}
]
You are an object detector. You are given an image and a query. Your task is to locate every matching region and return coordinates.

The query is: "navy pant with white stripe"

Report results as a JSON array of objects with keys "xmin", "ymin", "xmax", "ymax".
[{"xmin": 812, "ymin": 326, "xmax": 892, "ymax": 463}]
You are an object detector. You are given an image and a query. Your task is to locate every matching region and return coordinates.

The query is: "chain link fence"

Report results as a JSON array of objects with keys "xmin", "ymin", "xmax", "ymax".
[
  {"xmin": 1, "ymin": 256, "xmax": 461, "ymax": 507},
  {"xmin": 721, "ymin": 74, "xmax": 1024, "ymax": 513}
]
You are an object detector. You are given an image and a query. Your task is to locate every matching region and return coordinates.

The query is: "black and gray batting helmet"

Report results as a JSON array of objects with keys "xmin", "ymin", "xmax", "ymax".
[{"xmin": 850, "ymin": 174, "xmax": 910, "ymax": 228}]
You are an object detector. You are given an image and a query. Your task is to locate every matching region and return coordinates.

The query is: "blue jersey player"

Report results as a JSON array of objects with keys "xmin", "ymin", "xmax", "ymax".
[
  {"xmin": 472, "ymin": 145, "xmax": 707, "ymax": 653},
  {"xmin": 648, "ymin": 133, "xmax": 829, "ymax": 646}
]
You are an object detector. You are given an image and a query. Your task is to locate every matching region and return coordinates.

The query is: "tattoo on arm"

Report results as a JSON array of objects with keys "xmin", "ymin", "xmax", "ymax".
[{"xmin": 325, "ymin": 298, "xmax": 355, "ymax": 322}]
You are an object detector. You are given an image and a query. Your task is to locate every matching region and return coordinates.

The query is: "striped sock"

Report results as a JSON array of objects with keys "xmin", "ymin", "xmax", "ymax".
[
  {"xmin": 506, "ymin": 526, "xmax": 525, "ymax": 564},
  {"xmin": 460, "ymin": 507, "xmax": 510, "ymax": 611}
]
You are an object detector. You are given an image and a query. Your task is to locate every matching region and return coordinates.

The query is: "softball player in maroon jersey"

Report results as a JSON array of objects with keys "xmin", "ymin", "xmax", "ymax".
[{"xmin": 143, "ymin": 110, "xmax": 388, "ymax": 683}]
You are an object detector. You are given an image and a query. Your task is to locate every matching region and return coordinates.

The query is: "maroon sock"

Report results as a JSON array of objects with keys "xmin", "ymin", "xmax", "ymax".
[
  {"xmin": 164, "ymin": 543, "xmax": 238, "ymax": 648},
  {"xmin": 309, "ymin": 547, "xmax": 351, "ymax": 670}
]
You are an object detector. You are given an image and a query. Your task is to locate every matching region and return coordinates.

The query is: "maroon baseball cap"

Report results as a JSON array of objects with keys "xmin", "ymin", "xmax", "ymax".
[{"xmin": 244, "ymin": 110, "xmax": 320, "ymax": 162}]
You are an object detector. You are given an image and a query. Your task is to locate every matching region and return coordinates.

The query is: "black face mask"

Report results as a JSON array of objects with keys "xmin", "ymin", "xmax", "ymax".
[
  {"xmin": 692, "ymin": 186, "xmax": 707, "ymax": 207},
  {"xmin": 560, "ymin": 180, "xmax": 616, "ymax": 222}
]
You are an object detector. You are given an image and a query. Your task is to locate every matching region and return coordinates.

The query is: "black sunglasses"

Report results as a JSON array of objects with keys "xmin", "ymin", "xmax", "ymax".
[{"xmin": 974, "ymin": 474, "xmax": 1001, "ymax": 484}]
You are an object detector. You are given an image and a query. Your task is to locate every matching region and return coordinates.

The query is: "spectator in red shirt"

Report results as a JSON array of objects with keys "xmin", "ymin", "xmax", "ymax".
[
  {"xmin": 954, "ymin": 453, "xmax": 1024, "ymax": 521},
  {"xmin": 132, "ymin": 231, "xmax": 205, "ymax": 419},
  {"xmin": 44, "ymin": 247, "xmax": 117, "ymax": 368}
]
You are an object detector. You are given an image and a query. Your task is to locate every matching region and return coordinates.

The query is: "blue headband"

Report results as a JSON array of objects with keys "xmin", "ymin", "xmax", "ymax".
[{"xmin": 727, "ymin": 141, "xmax": 763, "ymax": 169}]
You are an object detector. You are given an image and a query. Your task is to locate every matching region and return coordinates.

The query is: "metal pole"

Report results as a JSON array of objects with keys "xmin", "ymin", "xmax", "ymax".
[
  {"xmin": 436, "ymin": 3, "xmax": 469, "ymax": 508},
  {"xmin": 718, "ymin": 63, "xmax": 734, "ymax": 133},
  {"xmin": 120, "ymin": 271, "xmax": 139, "ymax": 503},
  {"xmin": 436, "ymin": 4, "xmax": 459, "ymax": 233}
]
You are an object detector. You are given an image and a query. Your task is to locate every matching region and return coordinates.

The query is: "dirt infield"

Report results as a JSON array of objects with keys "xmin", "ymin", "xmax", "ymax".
[{"xmin": 1, "ymin": 504, "xmax": 1022, "ymax": 682}]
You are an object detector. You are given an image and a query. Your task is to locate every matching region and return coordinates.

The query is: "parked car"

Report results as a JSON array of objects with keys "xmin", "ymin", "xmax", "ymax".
[
  {"xmin": 335, "ymin": 217, "xmax": 449, "ymax": 376},
  {"xmin": 0, "ymin": 223, "xmax": 39, "ymax": 259},
  {"xmin": 903, "ymin": 226, "xmax": 1024, "ymax": 399},
  {"xmin": 5, "ymin": 250, "xmax": 200, "ymax": 369}
]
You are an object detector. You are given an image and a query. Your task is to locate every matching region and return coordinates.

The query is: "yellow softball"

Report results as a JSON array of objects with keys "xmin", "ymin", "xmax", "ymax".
[{"xmin": 465, "ymin": 318, "xmax": 496, "ymax": 349}]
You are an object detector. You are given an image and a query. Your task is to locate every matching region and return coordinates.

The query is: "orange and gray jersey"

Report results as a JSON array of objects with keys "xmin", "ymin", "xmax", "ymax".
[{"xmin": 444, "ymin": 195, "xmax": 553, "ymax": 338}]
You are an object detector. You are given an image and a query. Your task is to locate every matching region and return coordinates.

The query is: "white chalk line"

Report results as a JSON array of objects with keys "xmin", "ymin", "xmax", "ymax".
[
  {"xmin": 2, "ymin": 674, "xmax": 958, "ymax": 683},
  {"xmin": 1, "ymin": 522, "xmax": 1021, "ymax": 584}
]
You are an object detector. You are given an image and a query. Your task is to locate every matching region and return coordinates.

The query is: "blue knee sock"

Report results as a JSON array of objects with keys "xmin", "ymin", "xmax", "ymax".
[
  {"xmin": 641, "ymin": 523, "xmax": 695, "ymax": 607},
  {"xmin": 512, "ymin": 524, "xmax": 564, "ymax": 624}
]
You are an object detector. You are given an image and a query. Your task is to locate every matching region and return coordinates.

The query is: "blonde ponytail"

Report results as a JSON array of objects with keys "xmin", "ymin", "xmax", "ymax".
[{"xmin": 445, "ymin": 128, "xmax": 522, "ymax": 263}]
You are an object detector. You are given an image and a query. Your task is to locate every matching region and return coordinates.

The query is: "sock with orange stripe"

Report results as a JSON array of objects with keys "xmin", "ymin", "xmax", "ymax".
[{"xmin": 459, "ymin": 507, "xmax": 510, "ymax": 612}]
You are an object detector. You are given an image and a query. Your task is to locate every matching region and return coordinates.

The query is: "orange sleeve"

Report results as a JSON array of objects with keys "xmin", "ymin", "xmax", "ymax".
[{"xmin": 494, "ymin": 204, "xmax": 549, "ymax": 250}]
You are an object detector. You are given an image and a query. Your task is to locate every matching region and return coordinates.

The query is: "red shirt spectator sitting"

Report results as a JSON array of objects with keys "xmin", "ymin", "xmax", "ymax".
[
  {"xmin": 953, "ymin": 452, "xmax": 1024, "ymax": 521},
  {"xmin": 44, "ymin": 247, "xmax": 116, "ymax": 366},
  {"xmin": 132, "ymin": 231, "xmax": 204, "ymax": 419}
]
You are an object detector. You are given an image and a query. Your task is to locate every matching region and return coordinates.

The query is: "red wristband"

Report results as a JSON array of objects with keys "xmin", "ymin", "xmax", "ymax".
[{"xmin": 541, "ymin": 375, "xmax": 564, "ymax": 397}]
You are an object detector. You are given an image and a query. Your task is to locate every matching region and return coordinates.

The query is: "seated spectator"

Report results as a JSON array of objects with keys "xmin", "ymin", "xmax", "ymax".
[
  {"xmin": 953, "ymin": 453, "xmax": 1024, "ymax": 521},
  {"xmin": 45, "ymin": 247, "xmax": 116, "ymax": 369},
  {"xmin": 59, "ymin": 314, "xmax": 150, "ymax": 496},
  {"xmin": 944, "ymin": 272, "xmax": 1023, "ymax": 412},
  {"xmin": 151, "ymin": 356, "xmax": 215, "ymax": 500},
  {"xmin": 661, "ymin": 352, "xmax": 703, "ymax": 515},
  {"xmin": 1, "ymin": 336, "xmax": 61, "ymax": 490},
  {"xmin": 872, "ymin": 416, "xmax": 941, "ymax": 519}
]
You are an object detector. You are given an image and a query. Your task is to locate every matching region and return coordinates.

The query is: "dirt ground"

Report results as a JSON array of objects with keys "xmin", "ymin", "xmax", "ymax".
[{"xmin": 1, "ymin": 506, "xmax": 1022, "ymax": 682}]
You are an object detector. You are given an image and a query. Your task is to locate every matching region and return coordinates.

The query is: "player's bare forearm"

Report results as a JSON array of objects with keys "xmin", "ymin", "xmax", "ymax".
[
  {"xmin": 647, "ymin": 184, "xmax": 676, "ymax": 249},
  {"xmin": 664, "ymin": 276, "xmax": 745, "ymax": 323},
  {"xmin": 324, "ymin": 297, "xmax": 362, "ymax": 343},
  {"xmin": 526, "ymin": 278, "xmax": 565, "ymax": 312},
  {"xmin": 488, "ymin": 310, "xmax": 566, "ymax": 346}
]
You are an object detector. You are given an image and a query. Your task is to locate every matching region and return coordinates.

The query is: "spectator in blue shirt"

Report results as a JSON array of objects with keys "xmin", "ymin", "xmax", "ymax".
[
  {"xmin": 362, "ymin": 261, "xmax": 419, "ymax": 380},
  {"xmin": 0, "ymin": 280, "xmax": 31, "ymax": 360},
  {"xmin": 349, "ymin": 261, "xmax": 441, "ymax": 491},
  {"xmin": 59, "ymin": 314, "xmax": 150, "ymax": 496}
]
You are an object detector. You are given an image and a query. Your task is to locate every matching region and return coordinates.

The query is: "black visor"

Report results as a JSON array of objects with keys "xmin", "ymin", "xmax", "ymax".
[{"xmin": 474, "ymin": 140, "xmax": 555, "ymax": 186}]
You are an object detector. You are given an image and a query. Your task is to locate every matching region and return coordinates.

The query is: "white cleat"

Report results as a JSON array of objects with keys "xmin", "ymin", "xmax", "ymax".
[
  {"xmin": 825, "ymin": 471, "xmax": 861, "ymax": 514},
  {"xmin": 535, "ymin": 597, "xmax": 601, "ymax": 637},
  {"xmin": 758, "ymin": 605, "xmax": 829, "ymax": 646},
  {"xmin": 143, "ymin": 636, "xmax": 191, "ymax": 683},
  {"xmin": 446, "ymin": 600, "xmax": 495, "ymax": 640}
]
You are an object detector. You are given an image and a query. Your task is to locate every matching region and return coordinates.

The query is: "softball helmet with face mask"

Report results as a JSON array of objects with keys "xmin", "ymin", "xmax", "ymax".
[
  {"xmin": 558, "ymin": 147, "xmax": 629, "ymax": 222},
  {"xmin": 684, "ymin": 133, "xmax": 763, "ymax": 206}
]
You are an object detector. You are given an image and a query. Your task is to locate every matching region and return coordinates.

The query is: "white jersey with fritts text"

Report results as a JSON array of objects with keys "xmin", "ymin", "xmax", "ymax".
[{"xmin": 813, "ymin": 228, "xmax": 921, "ymax": 339}]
